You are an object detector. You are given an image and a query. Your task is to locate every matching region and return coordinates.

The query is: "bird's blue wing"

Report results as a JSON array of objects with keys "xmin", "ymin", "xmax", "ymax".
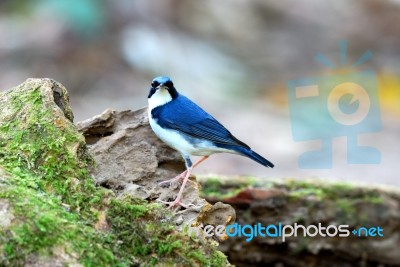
[{"xmin": 151, "ymin": 95, "xmax": 250, "ymax": 149}]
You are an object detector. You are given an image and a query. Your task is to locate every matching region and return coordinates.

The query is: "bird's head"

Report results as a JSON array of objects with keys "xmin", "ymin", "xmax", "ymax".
[{"xmin": 148, "ymin": 76, "xmax": 178, "ymax": 108}]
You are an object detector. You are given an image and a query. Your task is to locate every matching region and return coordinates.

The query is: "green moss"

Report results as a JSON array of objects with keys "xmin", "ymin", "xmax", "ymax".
[
  {"xmin": 201, "ymin": 176, "xmax": 385, "ymax": 205},
  {"xmin": 0, "ymin": 185, "xmax": 116, "ymax": 266},
  {"xmin": 336, "ymin": 198, "xmax": 356, "ymax": 215},
  {"xmin": 200, "ymin": 176, "xmax": 255, "ymax": 199},
  {"xmin": 200, "ymin": 176, "xmax": 384, "ymax": 223},
  {"xmin": 285, "ymin": 180, "xmax": 354, "ymax": 200},
  {"xmin": 285, "ymin": 180, "xmax": 383, "ymax": 205},
  {"xmin": 105, "ymin": 195, "xmax": 229, "ymax": 266},
  {"xmin": 0, "ymin": 85, "xmax": 229, "ymax": 266}
]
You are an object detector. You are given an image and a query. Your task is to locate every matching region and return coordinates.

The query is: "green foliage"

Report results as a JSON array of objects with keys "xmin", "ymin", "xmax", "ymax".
[{"xmin": 0, "ymin": 86, "xmax": 229, "ymax": 267}]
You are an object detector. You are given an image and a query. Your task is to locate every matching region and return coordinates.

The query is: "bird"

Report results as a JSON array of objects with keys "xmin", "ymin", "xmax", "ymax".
[{"xmin": 147, "ymin": 76, "xmax": 274, "ymax": 208}]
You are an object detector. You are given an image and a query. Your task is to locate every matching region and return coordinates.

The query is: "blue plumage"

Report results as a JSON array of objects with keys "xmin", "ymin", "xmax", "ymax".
[
  {"xmin": 152, "ymin": 95, "xmax": 248, "ymax": 147},
  {"xmin": 152, "ymin": 94, "xmax": 273, "ymax": 168},
  {"xmin": 147, "ymin": 76, "xmax": 274, "ymax": 208}
]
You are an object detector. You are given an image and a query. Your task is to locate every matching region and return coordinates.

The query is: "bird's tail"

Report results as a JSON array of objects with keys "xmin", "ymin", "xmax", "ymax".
[
  {"xmin": 217, "ymin": 144, "xmax": 274, "ymax": 168},
  {"xmin": 236, "ymin": 147, "xmax": 274, "ymax": 168}
]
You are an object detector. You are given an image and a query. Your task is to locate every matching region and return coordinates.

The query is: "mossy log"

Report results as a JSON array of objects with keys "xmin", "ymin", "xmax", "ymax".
[{"xmin": 199, "ymin": 176, "xmax": 400, "ymax": 267}]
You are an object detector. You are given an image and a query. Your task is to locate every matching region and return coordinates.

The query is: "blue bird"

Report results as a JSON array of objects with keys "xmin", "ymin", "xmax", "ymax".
[{"xmin": 148, "ymin": 76, "xmax": 274, "ymax": 208}]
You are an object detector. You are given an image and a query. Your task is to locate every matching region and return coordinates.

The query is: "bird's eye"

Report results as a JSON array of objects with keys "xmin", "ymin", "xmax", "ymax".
[
  {"xmin": 151, "ymin": 81, "xmax": 159, "ymax": 88},
  {"xmin": 165, "ymin": 81, "xmax": 173, "ymax": 88}
]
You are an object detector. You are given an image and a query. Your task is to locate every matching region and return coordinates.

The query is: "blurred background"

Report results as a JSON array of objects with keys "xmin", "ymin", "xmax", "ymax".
[{"xmin": 0, "ymin": 0, "xmax": 399, "ymax": 185}]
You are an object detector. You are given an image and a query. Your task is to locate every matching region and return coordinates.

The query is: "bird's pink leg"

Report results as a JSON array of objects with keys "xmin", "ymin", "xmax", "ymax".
[
  {"xmin": 158, "ymin": 156, "xmax": 209, "ymax": 208},
  {"xmin": 158, "ymin": 166, "xmax": 193, "ymax": 208},
  {"xmin": 158, "ymin": 170, "xmax": 187, "ymax": 186},
  {"xmin": 158, "ymin": 156, "xmax": 209, "ymax": 186},
  {"xmin": 192, "ymin": 155, "xmax": 209, "ymax": 168}
]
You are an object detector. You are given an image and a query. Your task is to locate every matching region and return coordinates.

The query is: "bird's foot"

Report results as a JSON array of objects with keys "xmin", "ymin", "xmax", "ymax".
[
  {"xmin": 157, "ymin": 198, "xmax": 193, "ymax": 209},
  {"xmin": 158, "ymin": 172, "xmax": 186, "ymax": 188}
]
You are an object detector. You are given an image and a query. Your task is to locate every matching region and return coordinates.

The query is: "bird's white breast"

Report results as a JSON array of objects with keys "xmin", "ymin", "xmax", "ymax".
[
  {"xmin": 148, "ymin": 111, "xmax": 195, "ymax": 156},
  {"xmin": 148, "ymin": 88, "xmax": 172, "ymax": 110},
  {"xmin": 148, "ymin": 112, "xmax": 235, "ymax": 157}
]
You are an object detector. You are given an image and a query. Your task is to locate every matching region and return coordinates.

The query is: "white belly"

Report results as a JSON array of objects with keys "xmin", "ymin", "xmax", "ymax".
[{"xmin": 148, "ymin": 110, "xmax": 232, "ymax": 157}]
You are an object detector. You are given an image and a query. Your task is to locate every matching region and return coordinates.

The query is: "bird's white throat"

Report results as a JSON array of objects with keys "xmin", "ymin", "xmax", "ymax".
[{"xmin": 148, "ymin": 88, "xmax": 172, "ymax": 110}]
